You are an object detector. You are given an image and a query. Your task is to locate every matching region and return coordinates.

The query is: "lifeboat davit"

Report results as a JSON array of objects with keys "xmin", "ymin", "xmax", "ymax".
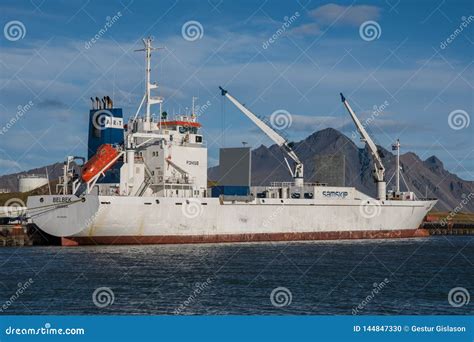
[{"xmin": 81, "ymin": 144, "xmax": 119, "ymax": 182}]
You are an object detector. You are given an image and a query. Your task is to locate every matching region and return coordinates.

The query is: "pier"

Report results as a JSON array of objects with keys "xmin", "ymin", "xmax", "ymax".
[
  {"xmin": 422, "ymin": 212, "xmax": 474, "ymax": 235},
  {"xmin": 422, "ymin": 222, "xmax": 474, "ymax": 236},
  {"xmin": 0, "ymin": 224, "xmax": 32, "ymax": 246}
]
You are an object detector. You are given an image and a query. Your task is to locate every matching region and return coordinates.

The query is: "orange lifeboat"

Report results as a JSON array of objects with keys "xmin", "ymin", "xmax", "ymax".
[{"xmin": 81, "ymin": 144, "xmax": 119, "ymax": 182}]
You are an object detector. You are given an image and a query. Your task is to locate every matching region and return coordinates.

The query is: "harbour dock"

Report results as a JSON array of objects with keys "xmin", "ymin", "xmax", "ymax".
[{"xmin": 0, "ymin": 224, "xmax": 32, "ymax": 246}]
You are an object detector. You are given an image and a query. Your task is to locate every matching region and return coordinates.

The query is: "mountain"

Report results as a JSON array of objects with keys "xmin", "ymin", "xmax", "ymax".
[{"xmin": 209, "ymin": 128, "xmax": 474, "ymax": 212}]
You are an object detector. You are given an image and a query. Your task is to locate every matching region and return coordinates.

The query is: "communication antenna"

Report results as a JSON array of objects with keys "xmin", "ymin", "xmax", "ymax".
[
  {"xmin": 45, "ymin": 167, "xmax": 51, "ymax": 195},
  {"xmin": 391, "ymin": 139, "xmax": 401, "ymax": 193},
  {"xmin": 192, "ymin": 96, "xmax": 198, "ymax": 117}
]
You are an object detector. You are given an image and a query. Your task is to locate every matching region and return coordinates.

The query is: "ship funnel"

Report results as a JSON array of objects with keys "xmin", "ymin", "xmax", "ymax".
[
  {"xmin": 106, "ymin": 96, "xmax": 113, "ymax": 109},
  {"xmin": 90, "ymin": 97, "xmax": 95, "ymax": 109},
  {"xmin": 102, "ymin": 97, "xmax": 106, "ymax": 109},
  {"xmin": 95, "ymin": 97, "xmax": 100, "ymax": 109}
]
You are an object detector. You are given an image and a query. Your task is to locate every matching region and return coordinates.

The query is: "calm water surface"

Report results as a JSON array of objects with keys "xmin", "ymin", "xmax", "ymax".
[{"xmin": 0, "ymin": 236, "xmax": 472, "ymax": 315}]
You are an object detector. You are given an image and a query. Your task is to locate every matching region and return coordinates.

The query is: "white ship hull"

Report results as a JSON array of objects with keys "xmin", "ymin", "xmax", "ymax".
[
  {"xmin": 20, "ymin": 37, "xmax": 439, "ymax": 247},
  {"xmin": 27, "ymin": 194, "xmax": 436, "ymax": 245}
]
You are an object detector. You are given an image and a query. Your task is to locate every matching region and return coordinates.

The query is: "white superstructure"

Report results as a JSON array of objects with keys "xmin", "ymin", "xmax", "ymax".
[{"xmin": 26, "ymin": 37, "xmax": 437, "ymax": 246}]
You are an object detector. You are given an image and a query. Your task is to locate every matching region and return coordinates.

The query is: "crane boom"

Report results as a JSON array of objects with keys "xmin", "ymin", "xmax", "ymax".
[
  {"xmin": 220, "ymin": 86, "xmax": 304, "ymax": 185},
  {"xmin": 340, "ymin": 93, "xmax": 386, "ymax": 199}
]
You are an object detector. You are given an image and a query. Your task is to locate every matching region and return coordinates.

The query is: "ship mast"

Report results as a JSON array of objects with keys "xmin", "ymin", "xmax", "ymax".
[{"xmin": 135, "ymin": 37, "xmax": 163, "ymax": 124}]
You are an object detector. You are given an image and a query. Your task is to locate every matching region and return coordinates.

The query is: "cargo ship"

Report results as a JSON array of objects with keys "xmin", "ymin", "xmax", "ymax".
[{"xmin": 26, "ymin": 37, "xmax": 437, "ymax": 246}]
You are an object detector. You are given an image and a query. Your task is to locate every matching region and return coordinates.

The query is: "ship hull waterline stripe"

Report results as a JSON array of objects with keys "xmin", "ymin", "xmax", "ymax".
[{"xmin": 61, "ymin": 229, "xmax": 430, "ymax": 246}]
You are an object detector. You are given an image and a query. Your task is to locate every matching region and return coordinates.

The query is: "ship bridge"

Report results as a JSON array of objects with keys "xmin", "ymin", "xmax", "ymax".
[{"xmin": 153, "ymin": 114, "xmax": 203, "ymax": 145}]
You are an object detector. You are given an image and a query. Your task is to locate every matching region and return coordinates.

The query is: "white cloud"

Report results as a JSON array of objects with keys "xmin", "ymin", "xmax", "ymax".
[
  {"xmin": 289, "ymin": 23, "xmax": 322, "ymax": 37},
  {"xmin": 309, "ymin": 3, "xmax": 381, "ymax": 26}
]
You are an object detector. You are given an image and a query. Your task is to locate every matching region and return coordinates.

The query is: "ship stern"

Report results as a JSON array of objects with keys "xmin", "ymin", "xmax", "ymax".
[{"xmin": 27, "ymin": 195, "xmax": 100, "ymax": 238}]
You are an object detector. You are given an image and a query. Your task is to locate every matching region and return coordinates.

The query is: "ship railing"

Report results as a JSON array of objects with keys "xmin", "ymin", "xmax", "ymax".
[
  {"xmin": 269, "ymin": 182, "xmax": 293, "ymax": 188},
  {"xmin": 269, "ymin": 181, "xmax": 326, "ymax": 188}
]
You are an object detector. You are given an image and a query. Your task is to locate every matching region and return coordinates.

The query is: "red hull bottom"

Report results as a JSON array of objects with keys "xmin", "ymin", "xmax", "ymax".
[{"xmin": 61, "ymin": 229, "xmax": 429, "ymax": 246}]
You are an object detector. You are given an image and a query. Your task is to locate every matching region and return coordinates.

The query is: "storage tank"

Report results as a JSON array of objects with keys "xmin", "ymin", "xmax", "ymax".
[{"xmin": 18, "ymin": 174, "xmax": 48, "ymax": 193}]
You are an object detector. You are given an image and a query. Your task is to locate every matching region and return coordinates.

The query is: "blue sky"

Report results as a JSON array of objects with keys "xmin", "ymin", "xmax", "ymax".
[{"xmin": 0, "ymin": 0, "xmax": 473, "ymax": 180}]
